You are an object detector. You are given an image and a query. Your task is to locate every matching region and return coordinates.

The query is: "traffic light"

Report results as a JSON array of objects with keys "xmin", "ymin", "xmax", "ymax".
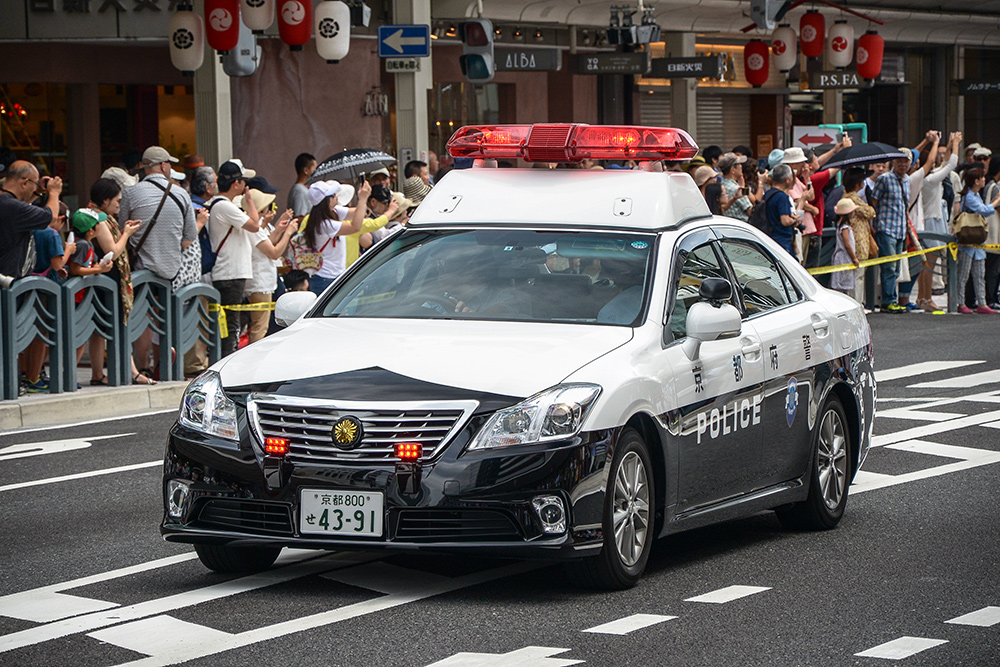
[{"xmin": 459, "ymin": 18, "xmax": 494, "ymax": 83}]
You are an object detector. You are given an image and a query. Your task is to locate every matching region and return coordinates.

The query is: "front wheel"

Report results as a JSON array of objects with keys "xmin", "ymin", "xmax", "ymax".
[
  {"xmin": 565, "ymin": 428, "xmax": 654, "ymax": 590},
  {"xmin": 194, "ymin": 543, "xmax": 282, "ymax": 573},
  {"xmin": 777, "ymin": 396, "xmax": 851, "ymax": 531}
]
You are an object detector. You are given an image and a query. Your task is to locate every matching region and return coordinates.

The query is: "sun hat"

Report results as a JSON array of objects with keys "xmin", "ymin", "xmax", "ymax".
[
  {"xmin": 242, "ymin": 188, "xmax": 276, "ymax": 213},
  {"xmin": 767, "ymin": 149, "xmax": 785, "ymax": 170},
  {"xmin": 834, "ymin": 198, "xmax": 858, "ymax": 216},
  {"xmin": 307, "ymin": 180, "xmax": 355, "ymax": 207},
  {"xmin": 182, "ymin": 153, "xmax": 205, "ymax": 169},
  {"xmin": 141, "ymin": 146, "xmax": 178, "ymax": 166},
  {"xmin": 781, "ymin": 147, "xmax": 807, "ymax": 164},
  {"xmin": 71, "ymin": 207, "xmax": 107, "ymax": 234},
  {"xmin": 717, "ymin": 152, "xmax": 747, "ymax": 173},
  {"xmin": 402, "ymin": 175, "xmax": 432, "ymax": 204},
  {"xmin": 693, "ymin": 165, "xmax": 718, "ymax": 188}
]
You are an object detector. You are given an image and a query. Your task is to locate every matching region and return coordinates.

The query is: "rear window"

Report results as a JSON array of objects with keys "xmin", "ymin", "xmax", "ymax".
[{"xmin": 316, "ymin": 229, "xmax": 655, "ymax": 325}]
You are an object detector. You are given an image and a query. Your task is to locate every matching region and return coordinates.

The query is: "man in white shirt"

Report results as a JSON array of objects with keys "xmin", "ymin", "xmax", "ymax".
[{"xmin": 208, "ymin": 159, "xmax": 260, "ymax": 356}]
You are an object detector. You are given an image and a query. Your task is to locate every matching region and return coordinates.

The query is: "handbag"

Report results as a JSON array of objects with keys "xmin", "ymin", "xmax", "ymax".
[{"xmin": 954, "ymin": 211, "xmax": 988, "ymax": 245}]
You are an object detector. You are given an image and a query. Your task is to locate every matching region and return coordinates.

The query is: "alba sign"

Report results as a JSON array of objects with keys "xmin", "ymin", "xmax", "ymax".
[{"xmin": 494, "ymin": 48, "xmax": 561, "ymax": 72}]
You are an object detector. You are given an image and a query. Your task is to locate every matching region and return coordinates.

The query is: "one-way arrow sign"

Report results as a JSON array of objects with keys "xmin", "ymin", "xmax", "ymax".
[{"xmin": 378, "ymin": 24, "xmax": 430, "ymax": 58}]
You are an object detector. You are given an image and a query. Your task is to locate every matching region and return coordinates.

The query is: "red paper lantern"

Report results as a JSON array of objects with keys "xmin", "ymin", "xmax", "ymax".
[
  {"xmin": 744, "ymin": 39, "xmax": 770, "ymax": 88},
  {"xmin": 856, "ymin": 30, "xmax": 885, "ymax": 81},
  {"xmin": 277, "ymin": 0, "xmax": 312, "ymax": 51},
  {"xmin": 799, "ymin": 10, "xmax": 825, "ymax": 59},
  {"xmin": 205, "ymin": 0, "xmax": 240, "ymax": 54}
]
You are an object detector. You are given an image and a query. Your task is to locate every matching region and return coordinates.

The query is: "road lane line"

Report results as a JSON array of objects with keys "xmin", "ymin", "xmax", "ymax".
[
  {"xmin": 908, "ymin": 368, "xmax": 1000, "ymax": 389},
  {"xmin": 105, "ymin": 561, "xmax": 543, "ymax": 667},
  {"xmin": 0, "ymin": 409, "xmax": 177, "ymax": 437},
  {"xmin": 684, "ymin": 585, "xmax": 770, "ymax": 604},
  {"xmin": 0, "ymin": 460, "xmax": 162, "ymax": 492},
  {"xmin": 871, "ymin": 409, "xmax": 1000, "ymax": 448},
  {"xmin": 945, "ymin": 606, "xmax": 1000, "ymax": 627},
  {"xmin": 855, "ymin": 636, "xmax": 948, "ymax": 659},
  {"xmin": 583, "ymin": 613, "xmax": 677, "ymax": 635},
  {"xmin": 852, "ymin": 441, "xmax": 1000, "ymax": 494},
  {"xmin": 89, "ymin": 616, "xmax": 235, "ymax": 658},
  {"xmin": 874, "ymin": 360, "xmax": 984, "ymax": 383},
  {"xmin": 428, "ymin": 646, "xmax": 583, "ymax": 667},
  {"xmin": 0, "ymin": 433, "xmax": 136, "ymax": 462}
]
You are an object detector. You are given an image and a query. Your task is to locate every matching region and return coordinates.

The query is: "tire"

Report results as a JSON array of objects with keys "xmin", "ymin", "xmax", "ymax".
[
  {"xmin": 777, "ymin": 396, "xmax": 851, "ymax": 531},
  {"xmin": 565, "ymin": 428, "xmax": 654, "ymax": 590},
  {"xmin": 194, "ymin": 543, "xmax": 282, "ymax": 573}
]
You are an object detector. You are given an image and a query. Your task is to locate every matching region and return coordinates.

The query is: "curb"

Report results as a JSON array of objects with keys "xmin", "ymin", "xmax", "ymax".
[{"xmin": 0, "ymin": 382, "xmax": 187, "ymax": 432}]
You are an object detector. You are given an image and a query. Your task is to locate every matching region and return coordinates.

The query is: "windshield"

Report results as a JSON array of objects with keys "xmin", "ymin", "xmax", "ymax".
[{"xmin": 315, "ymin": 228, "xmax": 655, "ymax": 325}]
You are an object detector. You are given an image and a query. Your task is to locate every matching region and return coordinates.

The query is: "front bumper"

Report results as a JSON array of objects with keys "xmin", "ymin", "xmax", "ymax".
[{"xmin": 161, "ymin": 420, "xmax": 617, "ymax": 559}]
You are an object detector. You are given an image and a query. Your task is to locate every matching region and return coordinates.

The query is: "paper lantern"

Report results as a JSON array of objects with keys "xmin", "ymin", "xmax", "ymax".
[
  {"xmin": 771, "ymin": 24, "xmax": 797, "ymax": 73},
  {"xmin": 205, "ymin": 0, "xmax": 240, "ymax": 54},
  {"xmin": 241, "ymin": 0, "xmax": 274, "ymax": 34},
  {"xmin": 744, "ymin": 39, "xmax": 770, "ymax": 88},
  {"xmin": 315, "ymin": 1, "xmax": 351, "ymax": 63},
  {"xmin": 799, "ymin": 10, "xmax": 825, "ymax": 59},
  {"xmin": 168, "ymin": 5, "xmax": 204, "ymax": 76},
  {"xmin": 826, "ymin": 20, "xmax": 854, "ymax": 69},
  {"xmin": 856, "ymin": 30, "xmax": 884, "ymax": 81},
  {"xmin": 277, "ymin": 0, "xmax": 312, "ymax": 51}
]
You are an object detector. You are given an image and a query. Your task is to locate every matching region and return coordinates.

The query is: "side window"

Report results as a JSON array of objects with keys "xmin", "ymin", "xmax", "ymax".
[
  {"xmin": 669, "ymin": 242, "xmax": 730, "ymax": 339},
  {"xmin": 718, "ymin": 239, "xmax": 797, "ymax": 316}
]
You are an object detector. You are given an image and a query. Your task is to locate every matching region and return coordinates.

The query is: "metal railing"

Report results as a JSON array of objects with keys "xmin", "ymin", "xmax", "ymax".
[{"xmin": 1, "ymin": 270, "xmax": 221, "ymax": 400}]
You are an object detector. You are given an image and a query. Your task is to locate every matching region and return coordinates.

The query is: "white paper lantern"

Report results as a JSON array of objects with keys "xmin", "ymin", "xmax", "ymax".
[
  {"xmin": 771, "ymin": 24, "xmax": 797, "ymax": 73},
  {"xmin": 241, "ymin": 0, "xmax": 274, "ymax": 34},
  {"xmin": 826, "ymin": 20, "xmax": 855, "ymax": 70},
  {"xmin": 315, "ymin": 0, "xmax": 351, "ymax": 63},
  {"xmin": 168, "ymin": 5, "xmax": 205, "ymax": 76}
]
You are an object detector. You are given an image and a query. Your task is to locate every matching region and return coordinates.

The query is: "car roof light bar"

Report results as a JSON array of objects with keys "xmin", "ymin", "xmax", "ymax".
[{"xmin": 446, "ymin": 123, "xmax": 699, "ymax": 163}]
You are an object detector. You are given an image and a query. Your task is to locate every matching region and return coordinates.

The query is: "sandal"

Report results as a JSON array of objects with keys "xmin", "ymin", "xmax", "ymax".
[
  {"xmin": 133, "ymin": 373, "xmax": 157, "ymax": 385},
  {"xmin": 90, "ymin": 375, "xmax": 109, "ymax": 386}
]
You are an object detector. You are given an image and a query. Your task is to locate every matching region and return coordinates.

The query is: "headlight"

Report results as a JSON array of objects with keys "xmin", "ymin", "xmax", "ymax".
[
  {"xmin": 468, "ymin": 384, "xmax": 601, "ymax": 450},
  {"xmin": 179, "ymin": 370, "xmax": 239, "ymax": 440}
]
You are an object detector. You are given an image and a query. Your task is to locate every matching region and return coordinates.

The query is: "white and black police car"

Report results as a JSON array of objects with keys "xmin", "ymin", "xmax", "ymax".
[{"xmin": 163, "ymin": 124, "xmax": 876, "ymax": 589}]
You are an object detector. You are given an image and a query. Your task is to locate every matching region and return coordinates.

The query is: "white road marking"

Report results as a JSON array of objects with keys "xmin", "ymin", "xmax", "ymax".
[
  {"xmin": 0, "ymin": 408, "xmax": 176, "ymax": 436},
  {"xmin": 875, "ymin": 408, "xmax": 964, "ymax": 422},
  {"xmin": 871, "ymin": 410, "xmax": 1000, "ymax": 448},
  {"xmin": 908, "ymin": 368, "xmax": 1000, "ymax": 390},
  {"xmin": 106, "ymin": 561, "xmax": 543, "ymax": 667},
  {"xmin": 874, "ymin": 360, "xmax": 983, "ymax": 383},
  {"xmin": 0, "ymin": 433, "xmax": 135, "ymax": 461},
  {"xmin": 1, "ymin": 591, "xmax": 119, "ymax": 623},
  {"xmin": 89, "ymin": 615, "xmax": 235, "ymax": 657},
  {"xmin": 0, "ymin": 460, "xmax": 162, "ymax": 492},
  {"xmin": 981, "ymin": 420, "xmax": 1000, "ymax": 430},
  {"xmin": 684, "ymin": 585, "xmax": 770, "ymax": 604},
  {"xmin": 945, "ymin": 606, "xmax": 1000, "ymax": 627},
  {"xmin": 582, "ymin": 613, "xmax": 677, "ymax": 635},
  {"xmin": 852, "ymin": 441, "xmax": 1000, "ymax": 494},
  {"xmin": 854, "ymin": 636, "xmax": 948, "ymax": 660},
  {"xmin": 427, "ymin": 646, "xmax": 583, "ymax": 667}
]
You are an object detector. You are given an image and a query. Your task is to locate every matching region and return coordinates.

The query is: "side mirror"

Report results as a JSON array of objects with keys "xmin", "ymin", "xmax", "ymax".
[
  {"xmin": 274, "ymin": 291, "xmax": 317, "ymax": 328},
  {"xmin": 699, "ymin": 276, "xmax": 732, "ymax": 303},
  {"xmin": 681, "ymin": 280, "xmax": 742, "ymax": 360}
]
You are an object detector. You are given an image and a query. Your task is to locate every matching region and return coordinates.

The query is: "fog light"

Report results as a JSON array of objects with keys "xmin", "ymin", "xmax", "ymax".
[
  {"xmin": 166, "ymin": 479, "xmax": 191, "ymax": 519},
  {"xmin": 532, "ymin": 495, "xmax": 566, "ymax": 534}
]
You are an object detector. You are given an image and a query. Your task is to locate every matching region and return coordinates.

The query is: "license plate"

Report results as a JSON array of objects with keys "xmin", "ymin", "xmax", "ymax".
[{"xmin": 299, "ymin": 489, "xmax": 384, "ymax": 537}]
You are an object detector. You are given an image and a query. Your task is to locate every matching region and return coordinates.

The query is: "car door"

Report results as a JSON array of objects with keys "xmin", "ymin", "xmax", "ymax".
[
  {"xmin": 659, "ymin": 229, "xmax": 765, "ymax": 514},
  {"xmin": 714, "ymin": 228, "xmax": 832, "ymax": 488}
]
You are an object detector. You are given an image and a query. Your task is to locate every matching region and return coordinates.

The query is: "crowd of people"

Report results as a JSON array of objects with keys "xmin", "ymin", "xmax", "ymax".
[{"xmin": 3, "ymin": 131, "xmax": 998, "ymax": 396}]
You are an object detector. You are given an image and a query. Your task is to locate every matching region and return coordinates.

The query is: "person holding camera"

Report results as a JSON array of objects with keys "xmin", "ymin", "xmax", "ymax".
[
  {"xmin": 1, "ymin": 161, "xmax": 62, "ymax": 284},
  {"xmin": 719, "ymin": 152, "xmax": 752, "ymax": 222}
]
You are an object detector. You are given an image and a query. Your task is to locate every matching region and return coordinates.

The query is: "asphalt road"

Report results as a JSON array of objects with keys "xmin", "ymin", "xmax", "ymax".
[{"xmin": 2, "ymin": 312, "xmax": 999, "ymax": 667}]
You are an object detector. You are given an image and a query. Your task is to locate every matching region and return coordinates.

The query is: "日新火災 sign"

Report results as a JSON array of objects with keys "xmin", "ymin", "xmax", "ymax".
[
  {"xmin": 577, "ymin": 52, "xmax": 650, "ymax": 75},
  {"xmin": 649, "ymin": 56, "xmax": 722, "ymax": 79},
  {"xmin": 494, "ymin": 48, "xmax": 561, "ymax": 72},
  {"xmin": 808, "ymin": 71, "xmax": 872, "ymax": 89}
]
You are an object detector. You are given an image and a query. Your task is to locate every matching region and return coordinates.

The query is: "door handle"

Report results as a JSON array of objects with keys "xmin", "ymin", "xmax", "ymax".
[
  {"xmin": 741, "ymin": 339, "xmax": 761, "ymax": 360},
  {"xmin": 811, "ymin": 315, "xmax": 829, "ymax": 336}
]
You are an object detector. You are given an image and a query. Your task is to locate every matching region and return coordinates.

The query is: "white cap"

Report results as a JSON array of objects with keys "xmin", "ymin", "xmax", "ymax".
[{"xmin": 307, "ymin": 180, "xmax": 355, "ymax": 207}]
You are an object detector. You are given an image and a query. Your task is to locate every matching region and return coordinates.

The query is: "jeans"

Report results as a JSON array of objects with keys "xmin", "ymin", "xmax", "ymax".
[
  {"xmin": 876, "ymin": 231, "xmax": 905, "ymax": 306},
  {"xmin": 309, "ymin": 274, "xmax": 335, "ymax": 295},
  {"xmin": 213, "ymin": 278, "xmax": 246, "ymax": 357}
]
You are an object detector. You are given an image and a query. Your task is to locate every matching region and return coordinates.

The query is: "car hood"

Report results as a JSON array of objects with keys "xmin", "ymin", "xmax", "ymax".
[{"xmin": 217, "ymin": 318, "xmax": 633, "ymax": 398}]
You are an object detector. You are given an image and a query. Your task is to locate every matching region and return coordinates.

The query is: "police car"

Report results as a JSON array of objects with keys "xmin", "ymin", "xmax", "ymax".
[{"xmin": 162, "ymin": 124, "xmax": 876, "ymax": 589}]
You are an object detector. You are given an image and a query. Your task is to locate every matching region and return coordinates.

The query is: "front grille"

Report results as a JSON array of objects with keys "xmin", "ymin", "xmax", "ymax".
[
  {"xmin": 249, "ymin": 397, "xmax": 476, "ymax": 464},
  {"xmin": 195, "ymin": 499, "xmax": 293, "ymax": 536},
  {"xmin": 393, "ymin": 509, "xmax": 522, "ymax": 542}
]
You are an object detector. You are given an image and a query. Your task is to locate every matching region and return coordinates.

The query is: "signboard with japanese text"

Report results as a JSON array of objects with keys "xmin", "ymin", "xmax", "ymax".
[
  {"xmin": 649, "ymin": 56, "xmax": 722, "ymax": 79},
  {"xmin": 495, "ymin": 48, "xmax": 561, "ymax": 72},
  {"xmin": 956, "ymin": 79, "xmax": 1000, "ymax": 95},
  {"xmin": 577, "ymin": 52, "xmax": 650, "ymax": 75},
  {"xmin": 5, "ymin": 0, "xmax": 177, "ymax": 40},
  {"xmin": 386, "ymin": 58, "xmax": 420, "ymax": 73}
]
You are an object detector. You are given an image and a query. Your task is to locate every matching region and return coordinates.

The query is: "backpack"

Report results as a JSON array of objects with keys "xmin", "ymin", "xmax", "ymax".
[
  {"xmin": 199, "ymin": 199, "xmax": 229, "ymax": 275},
  {"xmin": 746, "ymin": 188, "xmax": 781, "ymax": 233},
  {"xmin": 289, "ymin": 232, "xmax": 332, "ymax": 275}
]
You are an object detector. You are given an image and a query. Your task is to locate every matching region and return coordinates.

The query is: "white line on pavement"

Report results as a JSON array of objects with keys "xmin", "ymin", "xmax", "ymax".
[
  {"xmin": 908, "ymin": 368, "xmax": 1000, "ymax": 390},
  {"xmin": 874, "ymin": 360, "xmax": 984, "ymax": 383},
  {"xmin": 0, "ymin": 460, "xmax": 162, "ymax": 492},
  {"xmin": 0, "ymin": 409, "xmax": 177, "ymax": 437},
  {"xmin": 0, "ymin": 433, "xmax": 135, "ymax": 462},
  {"xmin": 582, "ymin": 613, "xmax": 677, "ymax": 635},
  {"xmin": 852, "ymin": 441, "xmax": 1000, "ymax": 494},
  {"xmin": 854, "ymin": 636, "xmax": 948, "ymax": 659},
  {"xmin": 871, "ymin": 409, "xmax": 1000, "ymax": 448},
  {"xmin": 427, "ymin": 646, "xmax": 583, "ymax": 667},
  {"xmin": 945, "ymin": 606, "xmax": 1000, "ymax": 627},
  {"xmin": 684, "ymin": 585, "xmax": 770, "ymax": 604}
]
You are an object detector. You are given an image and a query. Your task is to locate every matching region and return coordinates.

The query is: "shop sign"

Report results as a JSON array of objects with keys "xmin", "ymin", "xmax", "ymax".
[
  {"xmin": 956, "ymin": 79, "xmax": 1000, "ymax": 95},
  {"xmin": 577, "ymin": 52, "xmax": 650, "ymax": 75},
  {"xmin": 808, "ymin": 70, "xmax": 872, "ymax": 89},
  {"xmin": 11, "ymin": 0, "xmax": 179, "ymax": 39},
  {"xmin": 386, "ymin": 58, "xmax": 420, "ymax": 73},
  {"xmin": 495, "ymin": 48, "xmax": 561, "ymax": 72},
  {"xmin": 649, "ymin": 56, "xmax": 722, "ymax": 79},
  {"xmin": 28, "ymin": 0, "xmax": 176, "ymax": 10}
]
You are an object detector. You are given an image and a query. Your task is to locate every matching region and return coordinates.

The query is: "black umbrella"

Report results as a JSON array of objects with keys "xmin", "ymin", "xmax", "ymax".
[
  {"xmin": 822, "ymin": 142, "xmax": 908, "ymax": 170},
  {"xmin": 309, "ymin": 149, "xmax": 396, "ymax": 183}
]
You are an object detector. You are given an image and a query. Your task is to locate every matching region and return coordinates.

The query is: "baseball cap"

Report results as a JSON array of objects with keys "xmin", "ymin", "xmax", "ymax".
[
  {"xmin": 782, "ymin": 147, "xmax": 807, "ymax": 164},
  {"xmin": 974, "ymin": 146, "xmax": 992, "ymax": 158},
  {"xmin": 141, "ymin": 146, "xmax": 178, "ymax": 166},
  {"xmin": 246, "ymin": 175, "xmax": 279, "ymax": 194},
  {"xmin": 367, "ymin": 167, "xmax": 391, "ymax": 179},
  {"xmin": 170, "ymin": 169, "xmax": 186, "ymax": 182},
  {"xmin": 717, "ymin": 152, "xmax": 747, "ymax": 173},
  {"xmin": 898, "ymin": 147, "xmax": 913, "ymax": 164},
  {"xmin": 693, "ymin": 165, "xmax": 718, "ymax": 188},
  {"xmin": 369, "ymin": 184, "xmax": 392, "ymax": 205},
  {"xmin": 967, "ymin": 142, "xmax": 982, "ymax": 152},
  {"xmin": 218, "ymin": 158, "xmax": 256, "ymax": 180},
  {"xmin": 768, "ymin": 149, "xmax": 785, "ymax": 170},
  {"xmin": 308, "ymin": 180, "xmax": 355, "ymax": 207},
  {"xmin": 71, "ymin": 208, "xmax": 107, "ymax": 234},
  {"xmin": 101, "ymin": 166, "xmax": 138, "ymax": 189}
]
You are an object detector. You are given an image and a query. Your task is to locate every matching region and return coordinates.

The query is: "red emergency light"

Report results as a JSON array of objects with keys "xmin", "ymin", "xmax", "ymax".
[
  {"xmin": 264, "ymin": 437, "xmax": 289, "ymax": 455},
  {"xmin": 445, "ymin": 123, "xmax": 699, "ymax": 163},
  {"xmin": 395, "ymin": 442, "xmax": 423, "ymax": 461}
]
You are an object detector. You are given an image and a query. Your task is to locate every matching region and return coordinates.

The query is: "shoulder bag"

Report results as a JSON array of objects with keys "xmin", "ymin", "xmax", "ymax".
[{"xmin": 128, "ymin": 181, "xmax": 173, "ymax": 266}]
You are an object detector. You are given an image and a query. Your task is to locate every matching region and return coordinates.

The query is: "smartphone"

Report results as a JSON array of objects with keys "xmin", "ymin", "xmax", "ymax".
[
  {"xmin": 269, "ymin": 202, "xmax": 277, "ymax": 212},
  {"xmin": 836, "ymin": 132, "xmax": 845, "ymax": 142},
  {"xmin": 358, "ymin": 173, "xmax": 366, "ymax": 185},
  {"xmin": 66, "ymin": 232, "xmax": 75, "ymax": 244},
  {"xmin": 741, "ymin": 187, "xmax": 749, "ymax": 196},
  {"xmin": 101, "ymin": 251, "xmax": 114, "ymax": 264}
]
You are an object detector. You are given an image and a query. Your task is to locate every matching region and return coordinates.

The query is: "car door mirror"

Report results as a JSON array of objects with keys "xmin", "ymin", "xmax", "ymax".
[
  {"xmin": 274, "ymin": 291, "xmax": 318, "ymax": 327},
  {"xmin": 682, "ymin": 282, "xmax": 742, "ymax": 360}
]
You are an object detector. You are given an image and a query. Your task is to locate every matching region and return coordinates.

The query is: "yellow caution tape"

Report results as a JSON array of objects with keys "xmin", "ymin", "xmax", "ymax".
[
  {"xmin": 807, "ymin": 243, "xmax": 1000, "ymax": 276},
  {"xmin": 208, "ymin": 302, "xmax": 276, "ymax": 338}
]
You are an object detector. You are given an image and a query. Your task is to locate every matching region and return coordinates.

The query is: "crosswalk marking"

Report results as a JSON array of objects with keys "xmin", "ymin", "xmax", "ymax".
[
  {"xmin": 876, "ymin": 408, "xmax": 964, "ymax": 422},
  {"xmin": 871, "ymin": 409, "xmax": 1000, "ymax": 448},
  {"xmin": 945, "ymin": 606, "xmax": 1000, "ymax": 627},
  {"xmin": 88, "ymin": 615, "xmax": 235, "ymax": 658},
  {"xmin": 854, "ymin": 636, "xmax": 948, "ymax": 660},
  {"xmin": 908, "ymin": 368, "xmax": 1000, "ymax": 390},
  {"xmin": 0, "ymin": 591, "xmax": 119, "ymax": 624},
  {"xmin": 852, "ymin": 440, "xmax": 1000, "ymax": 494},
  {"xmin": 684, "ymin": 585, "xmax": 770, "ymax": 604},
  {"xmin": 874, "ymin": 360, "xmax": 984, "ymax": 383},
  {"xmin": 427, "ymin": 646, "xmax": 583, "ymax": 667},
  {"xmin": 582, "ymin": 613, "xmax": 677, "ymax": 635}
]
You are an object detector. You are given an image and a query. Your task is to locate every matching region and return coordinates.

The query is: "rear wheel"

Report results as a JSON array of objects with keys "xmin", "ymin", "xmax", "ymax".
[
  {"xmin": 565, "ymin": 428, "xmax": 654, "ymax": 590},
  {"xmin": 194, "ymin": 543, "xmax": 282, "ymax": 573},
  {"xmin": 777, "ymin": 396, "xmax": 851, "ymax": 530}
]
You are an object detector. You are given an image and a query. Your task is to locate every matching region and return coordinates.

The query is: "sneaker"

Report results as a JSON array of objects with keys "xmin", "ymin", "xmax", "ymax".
[
  {"xmin": 976, "ymin": 305, "xmax": 1000, "ymax": 314},
  {"xmin": 24, "ymin": 377, "xmax": 49, "ymax": 393},
  {"xmin": 884, "ymin": 302, "xmax": 907, "ymax": 313},
  {"xmin": 958, "ymin": 304, "xmax": 974, "ymax": 314},
  {"xmin": 902, "ymin": 301, "xmax": 919, "ymax": 311}
]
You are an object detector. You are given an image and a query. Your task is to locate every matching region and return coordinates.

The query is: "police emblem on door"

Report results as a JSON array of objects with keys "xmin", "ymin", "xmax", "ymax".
[{"xmin": 332, "ymin": 416, "xmax": 363, "ymax": 450}]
